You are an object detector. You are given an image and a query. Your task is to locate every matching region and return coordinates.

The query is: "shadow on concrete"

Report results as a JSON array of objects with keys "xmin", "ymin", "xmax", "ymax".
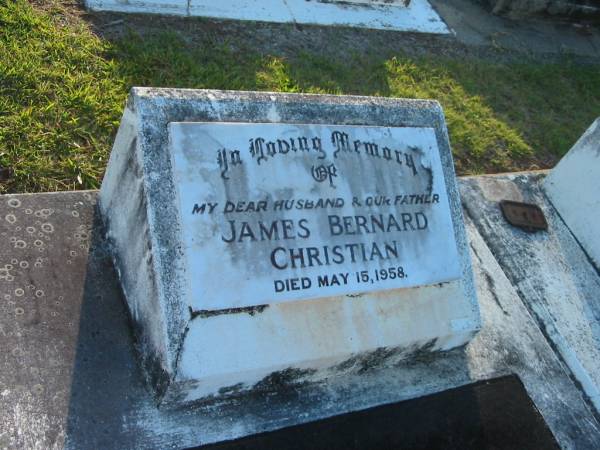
[
  {"xmin": 63, "ymin": 205, "xmax": 147, "ymax": 449},
  {"xmin": 197, "ymin": 375, "xmax": 559, "ymax": 450}
]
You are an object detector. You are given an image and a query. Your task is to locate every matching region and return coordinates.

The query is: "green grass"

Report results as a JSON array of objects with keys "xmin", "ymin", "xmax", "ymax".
[{"xmin": 1, "ymin": 0, "xmax": 600, "ymax": 193}]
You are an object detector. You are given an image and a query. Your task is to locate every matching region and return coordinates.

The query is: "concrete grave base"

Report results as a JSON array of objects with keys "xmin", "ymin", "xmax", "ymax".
[
  {"xmin": 462, "ymin": 172, "xmax": 600, "ymax": 412},
  {"xmin": 2, "ymin": 172, "xmax": 600, "ymax": 449},
  {"xmin": 83, "ymin": 0, "xmax": 450, "ymax": 34}
]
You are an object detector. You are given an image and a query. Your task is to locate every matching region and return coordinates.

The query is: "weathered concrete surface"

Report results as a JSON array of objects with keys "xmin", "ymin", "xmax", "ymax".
[
  {"xmin": 99, "ymin": 88, "xmax": 480, "ymax": 405},
  {"xmin": 545, "ymin": 118, "xmax": 600, "ymax": 271},
  {"xmin": 0, "ymin": 192, "xmax": 98, "ymax": 449},
  {"xmin": 461, "ymin": 172, "xmax": 600, "ymax": 413},
  {"xmin": 1, "ymin": 180, "xmax": 599, "ymax": 448},
  {"xmin": 84, "ymin": 0, "xmax": 450, "ymax": 33}
]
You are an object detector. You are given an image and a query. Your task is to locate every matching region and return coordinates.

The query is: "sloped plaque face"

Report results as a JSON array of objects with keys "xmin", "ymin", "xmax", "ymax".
[{"xmin": 169, "ymin": 122, "xmax": 460, "ymax": 310}]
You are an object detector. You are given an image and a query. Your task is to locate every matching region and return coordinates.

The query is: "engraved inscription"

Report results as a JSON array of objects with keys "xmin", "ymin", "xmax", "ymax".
[{"xmin": 169, "ymin": 122, "xmax": 460, "ymax": 310}]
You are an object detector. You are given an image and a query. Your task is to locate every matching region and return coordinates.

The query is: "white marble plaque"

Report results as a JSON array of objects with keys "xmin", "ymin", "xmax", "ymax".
[{"xmin": 169, "ymin": 122, "xmax": 460, "ymax": 310}]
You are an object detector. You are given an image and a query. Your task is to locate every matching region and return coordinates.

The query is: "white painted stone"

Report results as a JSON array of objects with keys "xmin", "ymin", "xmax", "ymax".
[
  {"xmin": 281, "ymin": 0, "xmax": 448, "ymax": 32},
  {"xmin": 188, "ymin": 0, "xmax": 291, "ymax": 25},
  {"xmin": 169, "ymin": 122, "xmax": 460, "ymax": 310},
  {"xmin": 84, "ymin": 0, "xmax": 450, "ymax": 34},
  {"xmin": 340, "ymin": 0, "xmax": 409, "ymax": 5},
  {"xmin": 175, "ymin": 279, "xmax": 475, "ymax": 402},
  {"xmin": 98, "ymin": 88, "xmax": 480, "ymax": 405},
  {"xmin": 87, "ymin": 0, "xmax": 186, "ymax": 15},
  {"xmin": 545, "ymin": 118, "xmax": 600, "ymax": 269}
]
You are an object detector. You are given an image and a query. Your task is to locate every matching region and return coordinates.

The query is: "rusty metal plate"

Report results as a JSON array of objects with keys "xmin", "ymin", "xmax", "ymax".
[{"xmin": 500, "ymin": 200, "xmax": 548, "ymax": 232}]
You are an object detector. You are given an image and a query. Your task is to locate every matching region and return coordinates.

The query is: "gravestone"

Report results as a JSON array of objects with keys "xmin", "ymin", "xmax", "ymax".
[
  {"xmin": 99, "ymin": 88, "xmax": 480, "ymax": 406},
  {"xmin": 83, "ymin": 0, "xmax": 450, "ymax": 34},
  {"xmin": 545, "ymin": 118, "xmax": 600, "ymax": 269}
]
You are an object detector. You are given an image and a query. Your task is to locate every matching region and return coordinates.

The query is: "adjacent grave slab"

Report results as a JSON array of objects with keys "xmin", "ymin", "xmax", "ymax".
[
  {"xmin": 84, "ymin": 0, "xmax": 450, "ymax": 34},
  {"xmin": 99, "ymin": 88, "xmax": 480, "ymax": 405},
  {"xmin": 545, "ymin": 118, "xmax": 600, "ymax": 270},
  {"xmin": 461, "ymin": 172, "xmax": 600, "ymax": 413},
  {"xmin": 1, "ymin": 184, "xmax": 599, "ymax": 449}
]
